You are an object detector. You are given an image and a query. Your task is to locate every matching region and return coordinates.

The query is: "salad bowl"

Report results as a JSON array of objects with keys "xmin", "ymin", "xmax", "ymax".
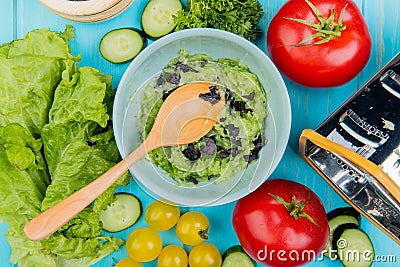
[{"xmin": 113, "ymin": 28, "xmax": 291, "ymax": 206}]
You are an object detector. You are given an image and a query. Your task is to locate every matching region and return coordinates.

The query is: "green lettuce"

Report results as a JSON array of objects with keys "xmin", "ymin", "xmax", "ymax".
[
  {"xmin": 0, "ymin": 26, "xmax": 129, "ymax": 266},
  {"xmin": 0, "ymin": 25, "xmax": 80, "ymax": 137},
  {"xmin": 0, "ymin": 124, "xmax": 48, "ymax": 263}
]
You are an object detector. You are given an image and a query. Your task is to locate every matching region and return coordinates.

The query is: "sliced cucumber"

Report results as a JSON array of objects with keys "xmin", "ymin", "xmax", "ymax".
[
  {"xmin": 141, "ymin": 0, "xmax": 183, "ymax": 38},
  {"xmin": 99, "ymin": 193, "xmax": 142, "ymax": 232},
  {"xmin": 324, "ymin": 207, "xmax": 361, "ymax": 259},
  {"xmin": 327, "ymin": 207, "xmax": 361, "ymax": 222},
  {"xmin": 332, "ymin": 223, "xmax": 374, "ymax": 267},
  {"xmin": 99, "ymin": 28, "xmax": 146, "ymax": 64},
  {"xmin": 222, "ymin": 245, "xmax": 256, "ymax": 267}
]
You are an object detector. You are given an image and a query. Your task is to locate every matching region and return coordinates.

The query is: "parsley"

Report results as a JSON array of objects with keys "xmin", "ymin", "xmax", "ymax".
[{"xmin": 173, "ymin": 0, "xmax": 264, "ymax": 41}]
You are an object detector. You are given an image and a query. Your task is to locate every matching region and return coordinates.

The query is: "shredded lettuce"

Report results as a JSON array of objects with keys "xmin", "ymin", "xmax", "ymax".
[{"xmin": 0, "ymin": 26, "xmax": 129, "ymax": 266}]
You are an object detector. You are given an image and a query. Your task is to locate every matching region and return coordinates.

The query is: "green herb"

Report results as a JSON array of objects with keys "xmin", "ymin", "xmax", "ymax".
[{"xmin": 173, "ymin": 0, "xmax": 264, "ymax": 41}]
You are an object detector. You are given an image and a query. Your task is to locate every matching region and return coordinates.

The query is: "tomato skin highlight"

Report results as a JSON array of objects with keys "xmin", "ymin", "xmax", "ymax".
[
  {"xmin": 232, "ymin": 179, "xmax": 329, "ymax": 267},
  {"xmin": 267, "ymin": 0, "xmax": 371, "ymax": 88}
]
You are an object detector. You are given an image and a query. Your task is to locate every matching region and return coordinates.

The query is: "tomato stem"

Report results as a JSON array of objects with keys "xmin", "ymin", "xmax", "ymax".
[
  {"xmin": 268, "ymin": 193, "xmax": 320, "ymax": 228},
  {"xmin": 198, "ymin": 228, "xmax": 209, "ymax": 240},
  {"xmin": 284, "ymin": 0, "xmax": 347, "ymax": 45}
]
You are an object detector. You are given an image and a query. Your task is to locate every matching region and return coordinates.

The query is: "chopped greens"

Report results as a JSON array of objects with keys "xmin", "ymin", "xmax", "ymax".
[
  {"xmin": 138, "ymin": 50, "xmax": 268, "ymax": 185},
  {"xmin": 173, "ymin": 0, "xmax": 264, "ymax": 41}
]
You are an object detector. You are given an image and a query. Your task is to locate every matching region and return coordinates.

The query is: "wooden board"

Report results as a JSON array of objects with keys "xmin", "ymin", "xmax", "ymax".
[{"xmin": 46, "ymin": 0, "xmax": 134, "ymax": 22}]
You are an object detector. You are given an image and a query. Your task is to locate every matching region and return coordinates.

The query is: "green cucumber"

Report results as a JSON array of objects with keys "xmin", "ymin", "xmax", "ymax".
[
  {"xmin": 222, "ymin": 245, "xmax": 256, "ymax": 267},
  {"xmin": 99, "ymin": 193, "xmax": 142, "ymax": 232},
  {"xmin": 99, "ymin": 28, "xmax": 147, "ymax": 64},
  {"xmin": 324, "ymin": 207, "xmax": 361, "ymax": 259},
  {"xmin": 327, "ymin": 207, "xmax": 361, "ymax": 222},
  {"xmin": 141, "ymin": 0, "xmax": 183, "ymax": 38},
  {"xmin": 332, "ymin": 223, "xmax": 375, "ymax": 267}
]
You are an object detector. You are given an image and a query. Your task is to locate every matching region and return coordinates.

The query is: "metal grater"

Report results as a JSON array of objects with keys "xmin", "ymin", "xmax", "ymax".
[{"xmin": 300, "ymin": 53, "xmax": 400, "ymax": 244}]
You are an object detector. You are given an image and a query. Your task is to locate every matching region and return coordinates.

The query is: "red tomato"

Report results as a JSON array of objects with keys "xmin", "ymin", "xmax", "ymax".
[
  {"xmin": 267, "ymin": 0, "xmax": 371, "ymax": 88},
  {"xmin": 232, "ymin": 178, "xmax": 329, "ymax": 267}
]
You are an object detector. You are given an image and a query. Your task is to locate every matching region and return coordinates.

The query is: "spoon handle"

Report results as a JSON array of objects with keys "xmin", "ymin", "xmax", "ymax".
[{"xmin": 24, "ymin": 141, "xmax": 150, "ymax": 241}]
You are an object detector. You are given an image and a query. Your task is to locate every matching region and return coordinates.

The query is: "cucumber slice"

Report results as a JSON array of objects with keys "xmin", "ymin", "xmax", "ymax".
[
  {"xmin": 222, "ymin": 245, "xmax": 256, "ymax": 267},
  {"xmin": 332, "ymin": 224, "xmax": 374, "ymax": 267},
  {"xmin": 327, "ymin": 207, "xmax": 361, "ymax": 222},
  {"xmin": 99, "ymin": 28, "xmax": 146, "ymax": 64},
  {"xmin": 324, "ymin": 207, "xmax": 361, "ymax": 259},
  {"xmin": 141, "ymin": 0, "xmax": 183, "ymax": 38},
  {"xmin": 99, "ymin": 193, "xmax": 142, "ymax": 232}
]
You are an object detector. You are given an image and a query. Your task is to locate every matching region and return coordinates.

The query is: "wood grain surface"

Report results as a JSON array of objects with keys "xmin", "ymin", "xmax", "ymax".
[{"xmin": 1, "ymin": 0, "xmax": 399, "ymax": 266}]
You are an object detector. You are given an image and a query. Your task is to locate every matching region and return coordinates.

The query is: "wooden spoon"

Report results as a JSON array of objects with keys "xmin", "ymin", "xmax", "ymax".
[{"xmin": 24, "ymin": 81, "xmax": 225, "ymax": 241}]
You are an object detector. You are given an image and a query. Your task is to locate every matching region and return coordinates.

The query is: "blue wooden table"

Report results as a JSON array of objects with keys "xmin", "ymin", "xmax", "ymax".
[{"xmin": 1, "ymin": 0, "xmax": 399, "ymax": 266}]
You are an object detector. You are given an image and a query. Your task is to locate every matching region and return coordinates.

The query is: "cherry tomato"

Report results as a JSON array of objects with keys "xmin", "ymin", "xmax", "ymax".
[
  {"xmin": 175, "ymin": 211, "xmax": 209, "ymax": 246},
  {"xmin": 267, "ymin": 0, "xmax": 371, "ymax": 88},
  {"xmin": 188, "ymin": 242, "xmax": 222, "ymax": 267},
  {"xmin": 232, "ymin": 178, "xmax": 329, "ymax": 267},
  {"xmin": 145, "ymin": 199, "xmax": 180, "ymax": 232},
  {"xmin": 115, "ymin": 258, "xmax": 142, "ymax": 267},
  {"xmin": 157, "ymin": 245, "xmax": 188, "ymax": 267},
  {"xmin": 126, "ymin": 228, "xmax": 162, "ymax": 262}
]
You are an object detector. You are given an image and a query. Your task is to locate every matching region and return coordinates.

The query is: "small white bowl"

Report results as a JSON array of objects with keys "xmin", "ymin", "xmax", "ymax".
[{"xmin": 113, "ymin": 28, "xmax": 291, "ymax": 206}]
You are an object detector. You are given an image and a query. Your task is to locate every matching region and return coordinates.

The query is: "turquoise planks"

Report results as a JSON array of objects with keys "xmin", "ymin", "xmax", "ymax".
[
  {"xmin": 0, "ymin": 0, "xmax": 16, "ymax": 44},
  {"xmin": 0, "ymin": 0, "xmax": 400, "ymax": 266}
]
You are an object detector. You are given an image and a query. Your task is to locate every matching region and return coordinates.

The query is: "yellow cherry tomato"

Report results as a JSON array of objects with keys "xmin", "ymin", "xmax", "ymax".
[
  {"xmin": 115, "ymin": 258, "xmax": 142, "ymax": 267},
  {"xmin": 157, "ymin": 245, "xmax": 188, "ymax": 267},
  {"xmin": 126, "ymin": 228, "xmax": 162, "ymax": 262},
  {"xmin": 176, "ymin": 211, "xmax": 209, "ymax": 246},
  {"xmin": 188, "ymin": 242, "xmax": 222, "ymax": 267},
  {"xmin": 145, "ymin": 200, "xmax": 180, "ymax": 232}
]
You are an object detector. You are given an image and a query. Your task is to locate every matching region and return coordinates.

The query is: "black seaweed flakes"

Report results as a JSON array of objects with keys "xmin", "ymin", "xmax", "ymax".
[
  {"xmin": 176, "ymin": 61, "xmax": 198, "ymax": 73},
  {"xmin": 219, "ymin": 150, "xmax": 229, "ymax": 159},
  {"xmin": 200, "ymin": 60, "xmax": 208, "ymax": 67},
  {"xmin": 200, "ymin": 138, "xmax": 217, "ymax": 155},
  {"xmin": 230, "ymin": 100, "xmax": 253, "ymax": 113},
  {"xmin": 157, "ymin": 72, "xmax": 180, "ymax": 87},
  {"xmin": 230, "ymin": 147, "xmax": 238, "ymax": 157},
  {"xmin": 243, "ymin": 154, "xmax": 257, "ymax": 163},
  {"xmin": 183, "ymin": 143, "xmax": 201, "ymax": 161},
  {"xmin": 199, "ymin": 85, "xmax": 222, "ymax": 105},
  {"xmin": 188, "ymin": 175, "xmax": 199, "ymax": 185},
  {"xmin": 219, "ymin": 147, "xmax": 238, "ymax": 159},
  {"xmin": 253, "ymin": 134, "xmax": 264, "ymax": 151},
  {"xmin": 244, "ymin": 135, "xmax": 264, "ymax": 163},
  {"xmin": 156, "ymin": 73, "xmax": 166, "ymax": 87},
  {"xmin": 225, "ymin": 124, "xmax": 239, "ymax": 137},
  {"xmin": 230, "ymin": 138, "xmax": 242, "ymax": 147},
  {"xmin": 225, "ymin": 89, "xmax": 233, "ymax": 102},
  {"xmin": 165, "ymin": 73, "xmax": 180, "ymax": 84},
  {"xmin": 243, "ymin": 92, "xmax": 255, "ymax": 100},
  {"xmin": 225, "ymin": 88, "xmax": 253, "ymax": 114}
]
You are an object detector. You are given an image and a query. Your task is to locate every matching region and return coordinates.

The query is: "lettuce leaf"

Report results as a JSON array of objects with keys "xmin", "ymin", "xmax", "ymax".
[
  {"xmin": 0, "ymin": 26, "xmax": 129, "ymax": 266},
  {"xmin": 39, "ymin": 61, "xmax": 129, "ymax": 266},
  {"xmin": 48, "ymin": 62, "xmax": 111, "ymax": 127},
  {"xmin": 6, "ymin": 25, "xmax": 78, "ymax": 60},
  {"xmin": 0, "ymin": 124, "xmax": 51, "ymax": 263},
  {"xmin": 0, "ymin": 25, "xmax": 80, "ymax": 138}
]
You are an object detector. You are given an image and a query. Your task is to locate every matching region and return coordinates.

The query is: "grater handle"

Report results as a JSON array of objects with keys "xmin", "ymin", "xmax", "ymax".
[{"xmin": 299, "ymin": 129, "xmax": 400, "ymax": 204}]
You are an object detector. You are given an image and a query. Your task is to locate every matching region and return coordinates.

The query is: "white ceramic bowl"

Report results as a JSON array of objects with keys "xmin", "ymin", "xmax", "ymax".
[{"xmin": 113, "ymin": 28, "xmax": 291, "ymax": 206}]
